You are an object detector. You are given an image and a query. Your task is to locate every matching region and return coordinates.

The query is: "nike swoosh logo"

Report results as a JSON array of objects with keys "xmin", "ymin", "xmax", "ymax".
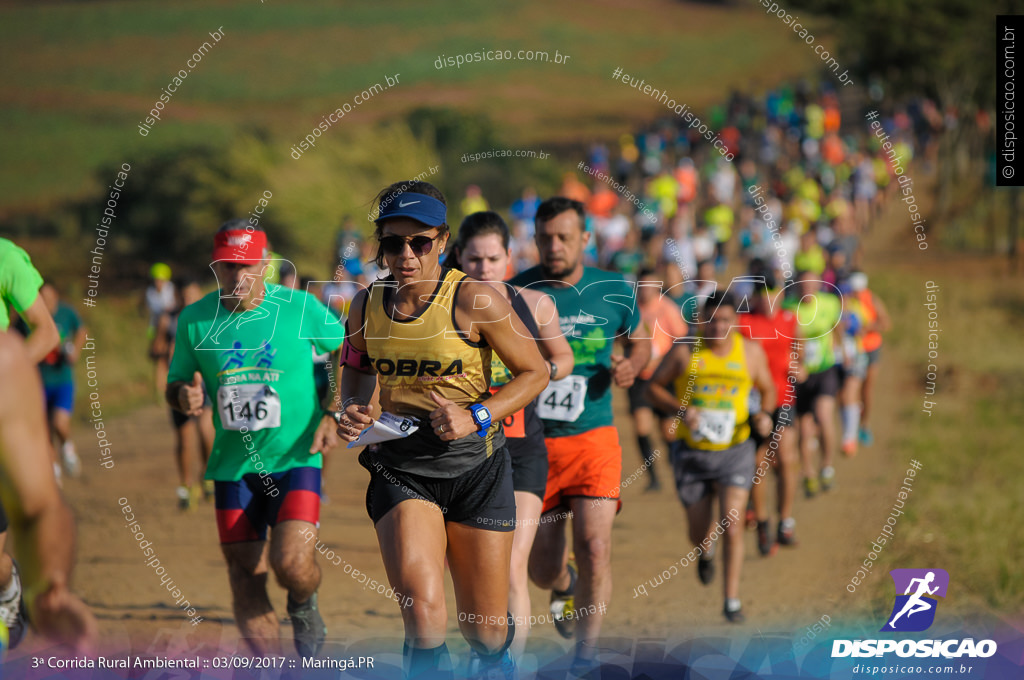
[{"xmin": 398, "ymin": 200, "xmax": 420, "ymax": 207}]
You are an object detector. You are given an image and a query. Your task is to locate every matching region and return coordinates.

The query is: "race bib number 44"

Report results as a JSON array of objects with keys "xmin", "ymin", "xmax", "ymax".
[
  {"xmin": 537, "ymin": 375, "xmax": 587, "ymax": 423},
  {"xmin": 217, "ymin": 384, "xmax": 282, "ymax": 431},
  {"xmin": 693, "ymin": 407, "xmax": 736, "ymax": 445}
]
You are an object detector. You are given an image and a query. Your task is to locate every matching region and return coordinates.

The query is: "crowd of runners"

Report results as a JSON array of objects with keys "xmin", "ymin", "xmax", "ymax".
[{"xmin": 0, "ymin": 78, "xmax": 936, "ymax": 679}]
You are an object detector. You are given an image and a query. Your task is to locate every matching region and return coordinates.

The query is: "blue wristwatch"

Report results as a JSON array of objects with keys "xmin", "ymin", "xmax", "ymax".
[{"xmin": 469, "ymin": 404, "xmax": 492, "ymax": 438}]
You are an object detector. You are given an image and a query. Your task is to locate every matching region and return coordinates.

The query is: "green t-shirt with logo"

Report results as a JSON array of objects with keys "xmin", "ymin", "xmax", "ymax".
[
  {"xmin": 0, "ymin": 238, "xmax": 44, "ymax": 331},
  {"xmin": 167, "ymin": 283, "xmax": 344, "ymax": 481},
  {"xmin": 784, "ymin": 291, "xmax": 841, "ymax": 374},
  {"xmin": 509, "ymin": 266, "xmax": 640, "ymax": 437}
]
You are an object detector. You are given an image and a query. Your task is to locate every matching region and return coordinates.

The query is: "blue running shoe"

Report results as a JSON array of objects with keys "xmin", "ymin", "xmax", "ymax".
[{"xmin": 467, "ymin": 649, "xmax": 516, "ymax": 680}]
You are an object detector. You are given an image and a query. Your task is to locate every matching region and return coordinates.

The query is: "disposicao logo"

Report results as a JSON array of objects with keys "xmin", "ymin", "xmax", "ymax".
[
  {"xmin": 832, "ymin": 568, "xmax": 997, "ymax": 659},
  {"xmin": 882, "ymin": 568, "xmax": 948, "ymax": 632}
]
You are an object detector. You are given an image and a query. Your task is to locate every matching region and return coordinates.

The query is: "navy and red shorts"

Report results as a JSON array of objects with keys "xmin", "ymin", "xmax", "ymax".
[{"xmin": 214, "ymin": 466, "xmax": 321, "ymax": 544}]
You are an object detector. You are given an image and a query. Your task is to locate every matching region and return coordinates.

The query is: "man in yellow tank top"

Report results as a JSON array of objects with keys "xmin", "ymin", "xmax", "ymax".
[{"xmin": 646, "ymin": 291, "xmax": 776, "ymax": 623}]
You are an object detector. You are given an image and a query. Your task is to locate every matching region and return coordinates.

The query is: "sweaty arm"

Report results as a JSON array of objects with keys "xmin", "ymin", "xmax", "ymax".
[
  {"xmin": 69, "ymin": 324, "xmax": 89, "ymax": 365},
  {"xmin": 164, "ymin": 316, "xmax": 205, "ymax": 415},
  {"xmin": 522, "ymin": 288, "xmax": 573, "ymax": 379},
  {"xmin": 461, "ymin": 281, "xmax": 547, "ymax": 421},
  {"xmin": 610, "ymin": 326, "xmax": 652, "ymax": 389}
]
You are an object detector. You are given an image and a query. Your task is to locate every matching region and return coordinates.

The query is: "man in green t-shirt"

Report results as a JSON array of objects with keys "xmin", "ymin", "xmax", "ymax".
[
  {"xmin": 0, "ymin": 237, "xmax": 60, "ymax": 648},
  {"xmin": 785, "ymin": 270, "xmax": 843, "ymax": 497},
  {"xmin": 166, "ymin": 220, "xmax": 344, "ymax": 659},
  {"xmin": 509, "ymin": 197, "xmax": 650, "ymax": 675},
  {"xmin": 0, "ymin": 238, "xmax": 58, "ymax": 361}
]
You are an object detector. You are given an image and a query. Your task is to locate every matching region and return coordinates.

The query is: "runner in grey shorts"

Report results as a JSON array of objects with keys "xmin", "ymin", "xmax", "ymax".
[{"xmin": 670, "ymin": 439, "xmax": 757, "ymax": 507}]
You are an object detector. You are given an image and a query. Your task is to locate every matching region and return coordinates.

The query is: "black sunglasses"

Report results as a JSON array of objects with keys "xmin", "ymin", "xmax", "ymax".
[{"xmin": 378, "ymin": 233, "xmax": 441, "ymax": 257}]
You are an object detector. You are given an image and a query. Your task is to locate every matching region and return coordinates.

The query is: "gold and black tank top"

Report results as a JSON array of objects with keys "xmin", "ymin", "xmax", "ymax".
[{"xmin": 363, "ymin": 268, "xmax": 505, "ymax": 477}]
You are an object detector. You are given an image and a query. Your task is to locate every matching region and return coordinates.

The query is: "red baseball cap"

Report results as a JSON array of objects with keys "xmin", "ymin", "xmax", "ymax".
[{"xmin": 212, "ymin": 228, "xmax": 267, "ymax": 265}]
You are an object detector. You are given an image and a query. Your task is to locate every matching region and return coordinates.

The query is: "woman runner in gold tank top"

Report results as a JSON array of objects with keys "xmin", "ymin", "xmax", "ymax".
[{"xmin": 334, "ymin": 181, "xmax": 547, "ymax": 680}]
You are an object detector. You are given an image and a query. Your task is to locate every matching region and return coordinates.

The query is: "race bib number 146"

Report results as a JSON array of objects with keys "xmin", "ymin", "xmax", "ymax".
[{"xmin": 217, "ymin": 384, "xmax": 282, "ymax": 431}]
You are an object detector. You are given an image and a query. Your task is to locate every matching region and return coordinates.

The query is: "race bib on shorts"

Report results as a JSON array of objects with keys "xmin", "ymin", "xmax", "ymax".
[
  {"xmin": 217, "ymin": 383, "xmax": 282, "ymax": 431},
  {"xmin": 692, "ymin": 407, "xmax": 736, "ymax": 445},
  {"xmin": 537, "ymin": 375, "xmax": 587, "ymax": 423},
  {"xmin": 489, "ymin": 386, "xmax": 525, "ymax": 438}
]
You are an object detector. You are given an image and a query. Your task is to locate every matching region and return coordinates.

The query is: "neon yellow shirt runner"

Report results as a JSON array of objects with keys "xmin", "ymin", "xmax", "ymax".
[
  {"xmin": 704, "ymin": 204, "xmax": 734, "ymax": 243},
  {"xmin": 674, "ymin": 332, "xmax": 752, "ymax": 451},
  {"xmin": 785, "ymin": 291, "xmax": 842, "ymax": 374}
]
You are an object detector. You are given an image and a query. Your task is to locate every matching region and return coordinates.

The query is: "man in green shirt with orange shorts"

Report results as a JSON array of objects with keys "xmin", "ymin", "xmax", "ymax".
[{"xmin": 510, "ymin": 198, "xmax": 650, "ymax": 674}]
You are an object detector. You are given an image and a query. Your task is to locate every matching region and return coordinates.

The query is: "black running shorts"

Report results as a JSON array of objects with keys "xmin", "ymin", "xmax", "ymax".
[
  {"xmin": 627, "ymin": 377, "xmax": 672, "ymax": 418},
  {"xmin": 795, "ymin": 365, "xmax": 840, "ymax": 415},
  {"xmin": 507, "ymin": 413, "xmax": 548, "ymax": 499},
  {"xmin": 360, "ymin": 446, "xmax": 516, "ymax": 531},
  {"xmin": 750, "ymin": 405, "xmax": 796, "ymax": 448}
]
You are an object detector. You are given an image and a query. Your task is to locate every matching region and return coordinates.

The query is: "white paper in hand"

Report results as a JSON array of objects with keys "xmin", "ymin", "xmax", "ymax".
[{"xmin": 347, "ymin": 412, "xmax": 420, "ymax": 448}]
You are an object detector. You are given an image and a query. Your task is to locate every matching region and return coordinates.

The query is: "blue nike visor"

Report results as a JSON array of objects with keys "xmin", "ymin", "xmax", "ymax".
[{"xmin": 376, "ymin": 192, "xmax": 447, "ymax": 227}]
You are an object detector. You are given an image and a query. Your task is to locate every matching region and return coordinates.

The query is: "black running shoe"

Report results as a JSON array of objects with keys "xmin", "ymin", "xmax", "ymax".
[
  {"xmin": 756, "ymin": 521, "xmax": 776, "ymax": 557},
  {"xmin": 777, "ymin": 519, "xmax": 799, "ymax": 547},
  {"xmin": 697, "ymin": 556, "xmax": 715, "ymax": 585},
  {"xmin": 287, "ymin": 592, "xmax": 326, "ymax": 659},
  {"xmin": 550, "ymin": 562, "xmax": 577, "ymax": 640},
  {"xmin": 723, "ymin": 602, "xmax": 746, "ymax": 624}
]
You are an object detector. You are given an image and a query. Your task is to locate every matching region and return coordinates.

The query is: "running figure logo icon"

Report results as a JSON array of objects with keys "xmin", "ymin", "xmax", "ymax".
[{"xmin": 881, "ymin": 568, "xmax": 949, "ymax": 632}]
